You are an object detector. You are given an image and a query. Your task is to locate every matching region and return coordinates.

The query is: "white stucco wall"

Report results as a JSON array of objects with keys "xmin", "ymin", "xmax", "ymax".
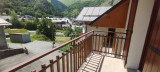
[{"xmin": 127, "ymin": 0, "xmax": 155, "ymax": 69}]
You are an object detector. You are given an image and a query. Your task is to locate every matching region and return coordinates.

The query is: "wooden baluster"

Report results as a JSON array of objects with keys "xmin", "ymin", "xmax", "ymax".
[
  {"xmin": 56, "ymin": 56, "xmax": 60, "ymax": 72},
  {"xmin": 77, "ymin": 43, "xmax": 79, "ymax": 69},
  {"xmin": 108, "ymin": 35, "xmax": 111, "ymax": 53},
  {"xmin": 98, "ymin": 34, "xmax": 101, "ymax": 51},
  {"xmin": 119, "ymin": 36, "xmax": 123, "ymax": 56},
  {"xmin": 50, "ymin": 59, "xmax": 54, "ymax": 72},
  {"xmin": 66, "ymin": 50, "xmax": 69, "ymax": 72},
  {"xmin": 115, "ymin": 36, "xmax": 119, "ymax": 57},
  {"xmin": 75, "ymin": 45, "xmax": 77, "ymax": 71},
  {"xmin": 91, "ymin": 35, "xmax": 93, "ymax": 53},
  {"xmin": 82, "ymin": 41, "xmax": 84, "ymax": 63},
  {"xmin": 62, "ymin": 53, "xmax": 65, "ymax": 72},
  {"xmin": 31, "ymin": 70, "xmax": 36, "ymax": 72},
  {"xmin": 101, "ymin": 35, "xmax": 104, "ymax": 52},
  {"xmin": 105, "ymin": 35, "xmax": 108, "ymax": 53},
  {"xmin": 81, "ymin": 41, "xmax": 83, "ymax": 65},
  {"xmin": 95, "ymin": 34, "xmax": 97, "ymax": 51},
  {"xmin": 70, "ymin": 47, "xmax": 73, "ymax": 72},
  {"xmin": 112, "ymin": 35, "xmax": 116, "ymax": 54},
  {"xmin": 41, "ymin": 64, "xmax": 46, "ymax": 72}
]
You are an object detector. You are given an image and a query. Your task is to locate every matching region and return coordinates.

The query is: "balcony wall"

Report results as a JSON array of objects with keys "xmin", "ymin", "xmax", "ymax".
[{"xmin": 127, "ymin": 0, "xmax": 155, "ymax": 69}]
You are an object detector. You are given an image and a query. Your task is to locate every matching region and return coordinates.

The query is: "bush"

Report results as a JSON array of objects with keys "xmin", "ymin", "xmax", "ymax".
[{"xmin": 24, "ymin": 21, "xmax": 37, "ymax": 30}]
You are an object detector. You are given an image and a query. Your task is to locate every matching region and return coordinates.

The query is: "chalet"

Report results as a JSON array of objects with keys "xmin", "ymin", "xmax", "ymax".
[
  {"xmin": 4, "ymin": 0, "xmax": 160, "ymax": 72},
  {"xmin": 46, "ymin": 17, "xmax": 72, "ymax": 29}
]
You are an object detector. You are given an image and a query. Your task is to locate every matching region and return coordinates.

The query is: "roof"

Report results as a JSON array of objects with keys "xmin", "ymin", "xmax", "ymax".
[
  {"xmin": 0, "ymin": 16, "xmax": 11, "ymax": 20},
  {"xmin": 0, "ymin": 18, "xmax": 12, "ymax": 26},
  {"xmin": 76, "ymin": 6, "xmax": 112, "ymax": 21}
]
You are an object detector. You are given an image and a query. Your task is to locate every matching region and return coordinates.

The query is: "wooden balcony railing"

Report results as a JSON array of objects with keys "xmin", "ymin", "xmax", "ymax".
[{"xmin": 4, "ymin": 30, "xmax": 126, "ymax": 72}]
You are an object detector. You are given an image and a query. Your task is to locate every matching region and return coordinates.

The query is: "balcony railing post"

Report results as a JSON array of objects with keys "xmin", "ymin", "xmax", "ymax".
[{"xmin": 73, "ymin": 41, "xmax": 76, "ymax": 72}]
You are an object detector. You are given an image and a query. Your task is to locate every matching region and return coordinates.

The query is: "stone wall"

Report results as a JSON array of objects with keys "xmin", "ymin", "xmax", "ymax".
[{"xmin": 0, "ymin": 48, "xmax": 24, "ymax": 59}]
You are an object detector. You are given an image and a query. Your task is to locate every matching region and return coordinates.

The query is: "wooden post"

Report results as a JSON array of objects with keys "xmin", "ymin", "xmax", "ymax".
[
  {"xmin": 108, "ymin": 35, "xmax": 111, "ymax": 53},
  {"xmin": 101, "ymin": 35, "xmax": 104, "ymax": 52},
  {"xmin": 41, "ymin": 64, "xmax": 46, "ymax": 72},
  {"xmin": 95, "ymin": 34, "xmax": 97, "ymax": 51},
  {"xmin": 119, "ymin": 36, "xmax": 123, "ymax": 56},
  {"xmin": 70, "ymin": 47, "xmax": 73, "ymax": 72},
  {"xmin": 50, "ymin": 59, "xmax": 54, "ymax": 72},
  {"xmin": 98, "ymin": 34, "xmax": 101, "ymax": 51},
  {"xmin": 62, "ymin": 53, "xmax": 65, "ymax": 72},
  {"xmin": 115, "ymin": 36, "xmax": 119, "ymax": 57},
  {"xmin": 56, "ymin": 56, "xmax": 60, "ymax": 72},
  {"xmin": 105, "ymin": 35, "xmax": 108, "ymax": 53},
  {"xmin": 112, "ymin": 35, "xmax": 116, "ymax": 54},
  {"xmin": 66, "ymin": 50, "xmax": 69, "ymax": 72},
  {"xmin": 75, "ymin": 45, "xmax": 77, "ymax": 71}
]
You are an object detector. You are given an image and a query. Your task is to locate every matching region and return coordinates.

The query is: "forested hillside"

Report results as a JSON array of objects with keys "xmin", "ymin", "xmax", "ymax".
[
  {"xmin": 1, "ymin": 0, "xmax": 120, "ymax": 18},
  {"xmin": 2, "ymin": 0, "xmax": 62, "ymax": 17}
]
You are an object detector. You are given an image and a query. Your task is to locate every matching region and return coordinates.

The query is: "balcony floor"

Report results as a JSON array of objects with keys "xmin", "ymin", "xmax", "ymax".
[{"xmin": 79, "ymin": 52, "xmax": 127, "ymax": 72}]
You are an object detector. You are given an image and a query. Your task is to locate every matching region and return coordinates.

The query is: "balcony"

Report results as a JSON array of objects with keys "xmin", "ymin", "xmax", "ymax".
[{"xmin": 4, "ymin": 30, "xmax": 127, "ymax": 72}]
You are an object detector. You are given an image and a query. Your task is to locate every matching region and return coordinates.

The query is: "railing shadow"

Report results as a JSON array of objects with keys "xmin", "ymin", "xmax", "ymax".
[{"xmin": 79, "ymin": 53, "xmax": 105, "ymax": 72}]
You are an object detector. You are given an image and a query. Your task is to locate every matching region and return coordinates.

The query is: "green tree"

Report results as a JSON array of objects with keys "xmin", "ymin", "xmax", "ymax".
[
  {"xmin": 10, "ymin": 10, "xmax": 22, "ymax": 28},
  {"xmin": 64, "ymin": 27, "xmax": 73, "ymax": 37},
  {"xmin": 37, "ymin": 18, "xmax": 56, "ymax": 41},
  {"xmin": 73, "ymin": 27, "xmax": 82, "ymax": 37}
]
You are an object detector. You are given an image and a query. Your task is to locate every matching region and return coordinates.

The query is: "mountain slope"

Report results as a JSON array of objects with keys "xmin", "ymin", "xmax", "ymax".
[
  {"xmin": 50, "ymin": 0, "xmax": 67, "ymax": 12},
  {"xmin": 58, "ymin": 0, "xmax": 96, "ymax": 6}
]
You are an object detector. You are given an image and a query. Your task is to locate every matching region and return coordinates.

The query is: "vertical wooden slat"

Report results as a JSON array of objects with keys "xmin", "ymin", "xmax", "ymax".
[
  {"xmin": 70, "ymin": 47, "xmax": 73, "ymax": 72},
  {"xmin": 82, "ymin": 41, "xmax": 84, "ymax": 63},
  {"xmin": 56, "ymin": 56, "xmax": 60, "ymax": 72},
  {"xmin": 41, "ymin": 64, "xmax": 46, "ymax": 72},
  {"xmin": 108, "ymin": 35, "xmax": 111, "ymax": 53},
  {"xmin": 62, "ymin": 53, "xmax": 65, "ymax": 72},
  {"xmin": 77, "ymin": 43, "xmax": 79, "ymax": 69},
  {"xmin": 50, "ymin": 59, "xmax": 54, "ymax": 72},
  {"xmin": 78, "ymin": 43, "xmax": 80, "ymax": 68},
  {"xmin": 98, "ymin": 34, "xmax": 101, "ymax": 51},
  {"xmin": 81, "ymin": 41, "xmax": 83, "ymax": 65},
  {"xmin": 75, "ymin": 45, "xmax": 77, "ymax": 71},
  {"xmin": 105, "ymin": 35, "xmax": 108, "ymax": 53},
  {"xmin": 112, "ymin": 35, "xmax": 116, "ymax": 54},
  {"xmin": 95, "ymin": 34, "xmax": 97, "ymax": 50},
  {"xmin": 101, "ymin": 35, "xmax": 104, "ymax": 52},
  {"xmin": 115, "ymin": 36, "xmax": 119, "ymax": 57},
  {"xmin": 119, "ymin": 36, "xmax": 123, "ymax": 56},
  {"xmin": 66, "ymin": 50, "xmax": 69, "ymax": 72},
  {"xmin": 31, "ymin": 70, "xmax": 36, "ymax": 72}
]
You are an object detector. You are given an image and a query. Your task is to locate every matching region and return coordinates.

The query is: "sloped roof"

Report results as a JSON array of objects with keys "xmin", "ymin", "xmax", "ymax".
[
  {"xmin": 76, "ymin": 6, "xmax": 112, "ymax": 21},
  {"xmin": 0, "ymin": 18, "xmax": 12, "ymax": 26}
]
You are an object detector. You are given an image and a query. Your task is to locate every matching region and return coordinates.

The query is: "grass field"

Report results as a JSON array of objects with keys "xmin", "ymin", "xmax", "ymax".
[
  {"xmin": 4, "ymin": 29, "xmax": 28, "ymax": 34},
  {"xmin": 55, "ymin": 36, "xmax": 70, "ymax": 43}
]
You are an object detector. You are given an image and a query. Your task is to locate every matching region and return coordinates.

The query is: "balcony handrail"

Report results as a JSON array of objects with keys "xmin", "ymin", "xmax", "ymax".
[
  {"xmin": 94, "ymin": 30, "xmax": 127, "ymax": 34},
  {"xmin": 4, "ymin": 30, "xmax": 94, "ymax": 72}
]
